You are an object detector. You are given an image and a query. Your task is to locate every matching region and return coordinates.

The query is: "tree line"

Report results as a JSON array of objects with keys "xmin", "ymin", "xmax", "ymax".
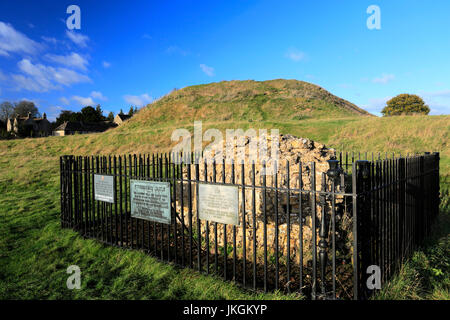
[
  {"xmin": 0, "ymin": 100, "xmax": 138, "ymax": 125},
  {"xmin": 55, "ymin": 105, "xmax": 138, "ymax": 126}
]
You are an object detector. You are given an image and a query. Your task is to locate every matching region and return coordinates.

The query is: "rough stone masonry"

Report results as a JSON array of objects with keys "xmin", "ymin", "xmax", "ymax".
[{"xmin": 174, "ymin": 134, "xmax": 353, "ymax": 267}]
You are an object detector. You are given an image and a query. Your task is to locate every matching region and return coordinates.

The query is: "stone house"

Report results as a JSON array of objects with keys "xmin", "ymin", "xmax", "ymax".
[
  {"xmin": 113, "ymin": 114, "xmax": 131, "ymax": 125},
  {"xmin": 7, "ymin": 112, "xmax": 52, "ymax": 137},
  {"xmin": 53, "ymin": 121, "xmax": 117, "ymax": 136}
]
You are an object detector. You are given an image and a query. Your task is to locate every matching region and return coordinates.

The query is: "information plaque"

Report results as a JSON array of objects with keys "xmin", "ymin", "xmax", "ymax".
[
  {"xmin": 198, "ymin": 183, "xmax": 239, "ymax": 226},
  {"xmin": 130, "ymin": 180, "xmax": 171, "ymax": 224},
  {"xmin": 94, "ymin": 174, "xmax": 115, "ymax": 203}
]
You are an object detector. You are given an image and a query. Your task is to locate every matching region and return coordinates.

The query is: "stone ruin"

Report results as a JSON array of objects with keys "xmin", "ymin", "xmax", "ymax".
[{"xmin": 174, "ymin": 134, "xmax": 353, "ymax": 267}]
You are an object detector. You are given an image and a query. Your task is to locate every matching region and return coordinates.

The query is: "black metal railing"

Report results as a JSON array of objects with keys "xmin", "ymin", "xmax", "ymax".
[{"xmin": 59, "ymin": 152, "xmax": 440, "ymax": 300}]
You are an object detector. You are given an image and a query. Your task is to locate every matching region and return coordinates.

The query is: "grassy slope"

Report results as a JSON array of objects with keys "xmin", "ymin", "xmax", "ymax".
[
  {"xmin": 141, "ymin": 79, "xmax": 371, "ymax": 125},
  {"xmin": 0, "ymin": 147, "xmax": 295, "ymax": 300},
  {"xmin": 374, "ymin": 209, "xmax": 449, "ymax": 300},
  {"xmin": 0, "ymin": 80, "xmax": 448, "ymax": 299},
  {"xmin": 1, "ymin": 114, "xmax": 448, "ymax": 299}
]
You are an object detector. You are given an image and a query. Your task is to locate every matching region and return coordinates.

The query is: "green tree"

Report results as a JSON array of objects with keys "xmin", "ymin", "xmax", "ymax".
[
  {"xmin": 119, "ymin": 109, "xmax": 124, "ymax": 115},
  {"xmin": 107, "ymin": 111, "xmax": 114, "ymax": 122},
  {"xmin": 55, "ymin": 110, "xmax": 81, "ymax": 126},
  {"xmin": 81, "ymin": 106, "xmax": 104, "ymax": 122},
  {"xmin": 128, "ymin": 106, "xmax": 135, "ymax": 116},
  {"xmin": 381, "ymin": 94, "xmax": 430, "ymax": 116},
  {"xmin": 95, "ymin": 104, "xmax": 106, "ymax": 120}
]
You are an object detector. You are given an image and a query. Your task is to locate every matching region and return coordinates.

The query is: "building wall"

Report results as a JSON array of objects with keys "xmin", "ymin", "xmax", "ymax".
[
  {"xmin": 6, "ymin": 119, "xmax": 13, "ymax": 132},
  {"xmin": 13, "ymin": 119, "xmax": 19, "ymax": 133},
  {"xmin": 8, "ymin": 117, "xmax": 52, "ymax": 136},
  {"xmin": 37, "ymin": 119, "xmax": 52, "ymax": 136},
  {"xmin": 113, "ymin": 115, "xmax": 123, "ymax": 125}
]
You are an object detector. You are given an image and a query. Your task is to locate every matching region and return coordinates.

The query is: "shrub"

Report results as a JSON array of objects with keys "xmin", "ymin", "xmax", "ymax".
[{"xmin": 381, "ymin": 94, "xmax": 430, "ymax": 116}]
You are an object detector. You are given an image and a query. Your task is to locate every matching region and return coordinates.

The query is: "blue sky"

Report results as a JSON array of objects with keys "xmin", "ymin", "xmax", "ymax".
[{"xmin": 1, "ymin": 0, "xmax": 449, "ymax": 120}]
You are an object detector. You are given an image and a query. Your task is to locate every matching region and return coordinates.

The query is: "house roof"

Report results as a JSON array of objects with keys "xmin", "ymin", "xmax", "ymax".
[
  {"xmin": 10, "ymin": 114, "xmax": 48, "ymax": 123},
  {"xmin": 116, "ymin": 114, "xmax": 131, "ymax": 121}
]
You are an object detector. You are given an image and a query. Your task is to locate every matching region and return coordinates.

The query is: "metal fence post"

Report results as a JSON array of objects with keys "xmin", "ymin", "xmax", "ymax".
[
  {"xmin": 419, "ymin": 156, "xmax": 425, "ymax": 243},
  {"xmin": 398, "ymin": 158, "xmax": 406, "ymax": 258},
  {"xmin": 433, "ymin": 152, "xmax": 440, "ymax": 223},
  {"xmin": 352, "ymin": 161, "xmax": 358, "ymax": 300},
  {"xmin": 318, "ymin": 173, "xmax": 329, "ymax": 298},
  {"xmin": 352, "ymin": 160, "xmax": 371, "ymax": 300}
]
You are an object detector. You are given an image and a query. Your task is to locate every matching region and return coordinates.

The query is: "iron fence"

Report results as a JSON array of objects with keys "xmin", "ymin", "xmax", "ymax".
[{"xmin": 59, "ymin": 152, "xmax": 440, "ymax": 299}]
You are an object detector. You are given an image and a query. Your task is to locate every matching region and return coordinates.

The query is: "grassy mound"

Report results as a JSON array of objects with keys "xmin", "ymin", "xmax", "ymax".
[
  {"xmin": 0, "ymin": 79, "xmax": 448, "ymax": 300},
  {"xmin": 131, "ymin": 79, "xmax": 371, "ymax": 127}
]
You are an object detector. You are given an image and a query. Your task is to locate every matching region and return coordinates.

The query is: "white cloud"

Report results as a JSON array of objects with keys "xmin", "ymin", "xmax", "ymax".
[
  {"xmin": 60, "ymin": 97, "xmax": 70, "ymax": 105},
  {"xmin": 90, "ymin": 91, "xmax": 107, "ymax": 101},
  {"xmin": 285, "ymin": 48, "xmax": 306, "ymax": 62},
  {"xmin": 41, "ymin": 36, "xmax": 58, "ymax": 45},
  {"xmin": 12, "ymin": 58, "xmax": 91, "ymax": 92},
  {"xmin": 361, "ymin": 96, "xmax": 392, "ymax": 115},
  {"xmin": 102, "ymin": 61, "xmax": 111, "ymax": 68},
  {"xmin": 47, "ymin": 105, "xmax": 64, "ymax": 121},
  {"xmin": 70, "ymin": 91, "xmax": 107, "ymax": 107},
  {"xmin": 45, "ymin": 52, "xmax": 89, "ymax": 71},
  {"xmin": 200, "ymin": 64, "xmax": 214, "ymax": 76},
  {"xmin": 420, "ymin": 90, "xmax": 450, "ymax": 98},
  {"xmin": 72, "ymin": 95, "xmax": 95, "ymax": 106},
  {"xmin": 66, "ymin": 30, "xmax": 89, "ymax": 48},
  {"xmin": 11, "ymin": 74, "xmax": 50, "ymax": 92},
  {"xmin": 0, "ymin": 21, "xmax": 41, "ymax": 56},
  {"xmin": 419, "ymin": 90, "xmax": 450, "ymax": 115},
  {"xmin": 123, "ymin": 93, "xmax": 153, "ymax": 106},
  {"xmin": 166, "ymin": 45, "xmax": 189, "ymax": 56},
  {"xmin": 372, "ymin": 74, "xmax": 395, "ymax": 84},
  {"xmin": 142, "ymin": 34, "xmax": 152, "ymax": 40},
  {"xmin": 52, "ymin": 68, "xmax": 90, "ymax": 86}
]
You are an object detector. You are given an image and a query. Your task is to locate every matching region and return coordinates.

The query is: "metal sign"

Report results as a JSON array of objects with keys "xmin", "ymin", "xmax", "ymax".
[
  {"xmin": 198, "ymin": 183, "xmax": 239, "ymax": 226},
  {"xmin": 130, "ymin": 180, "xmax": 171, "ymax": 224},
  {"xmin": 94, "ymin": 174, "xmax": 115, "ymax": 203}
]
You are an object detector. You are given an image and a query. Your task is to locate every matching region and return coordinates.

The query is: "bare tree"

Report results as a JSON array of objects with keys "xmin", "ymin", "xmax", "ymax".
[
  {"xmin": 0, "ymin": 101, "xmax": 15, "ymax": 121},
  {"xmin": 13, "ymin": 100, "xmax": 39, "ymax": 118}
]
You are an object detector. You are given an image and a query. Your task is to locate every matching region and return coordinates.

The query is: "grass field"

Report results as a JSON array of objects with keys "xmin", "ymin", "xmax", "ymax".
[{"xmin": 0, "ymin": 113, "xmax": 449, "ymax": 300}]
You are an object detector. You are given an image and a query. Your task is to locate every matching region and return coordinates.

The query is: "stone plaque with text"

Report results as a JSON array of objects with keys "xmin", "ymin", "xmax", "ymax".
[
  {"xmin": 94, "ymin": 174, "xmax": 115, "ymax": 203},
  {"xmin": 198, "ymin": 183, "xmax": 239, "ymax": 226},
  {"xmin": 130, "ymin": 180, "xmax": 171, "ymax": 224}
]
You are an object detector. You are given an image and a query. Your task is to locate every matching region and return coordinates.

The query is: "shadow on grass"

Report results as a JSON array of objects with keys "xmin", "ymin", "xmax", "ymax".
[{"xmin": 373, "ymin": 195, "xmax": 450, "ymax": 300}]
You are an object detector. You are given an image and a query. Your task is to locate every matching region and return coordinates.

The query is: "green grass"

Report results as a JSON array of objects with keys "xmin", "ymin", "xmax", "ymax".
[
  {"xmin": 0, "ymin": 169, "xmax": 298, "ymax": 300},
  {"xmin": 373, "ymin": 209, "xmax": 450, "ymax": 300},
  {"xmin": 0, "ymin": 100, "xmax": 448, "ymax": 300}
]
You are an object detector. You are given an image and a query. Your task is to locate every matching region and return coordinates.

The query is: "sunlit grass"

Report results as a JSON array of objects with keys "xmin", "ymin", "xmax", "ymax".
[{"xmin": 0, "ymin": 111, "xmax": 448, "ymax": 300}]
